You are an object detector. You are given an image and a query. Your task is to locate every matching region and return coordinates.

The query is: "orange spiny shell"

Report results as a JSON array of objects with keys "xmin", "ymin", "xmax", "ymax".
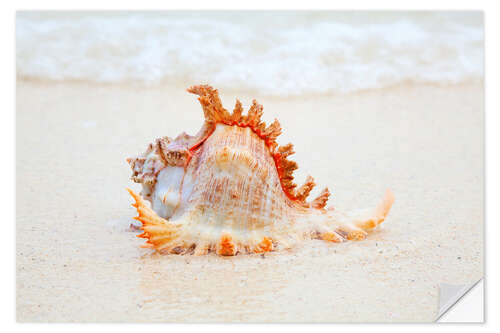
[{"xmin": 126, "ymin": 85, "xmax": 395, "ymax": 255}]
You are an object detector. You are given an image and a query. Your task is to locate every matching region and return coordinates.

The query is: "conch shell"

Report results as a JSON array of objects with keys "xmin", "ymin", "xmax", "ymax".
[{"xmin": 126, "ymin": 85, "xmax": 394, "ymax": 256}]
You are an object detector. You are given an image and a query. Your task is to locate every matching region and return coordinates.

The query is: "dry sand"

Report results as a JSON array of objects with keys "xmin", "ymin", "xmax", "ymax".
[{"xmin": 16, "ymin": 80, "xmax": 483, "ymax": 322}]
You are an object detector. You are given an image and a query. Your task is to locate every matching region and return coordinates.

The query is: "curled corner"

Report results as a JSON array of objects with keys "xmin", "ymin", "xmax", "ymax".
[{"xmin": 436, "ymin": 278, "xmax": 483, "ymax": 322}]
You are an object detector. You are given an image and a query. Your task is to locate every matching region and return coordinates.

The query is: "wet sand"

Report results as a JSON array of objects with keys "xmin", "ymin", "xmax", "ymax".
[{"xmin": 16, "ymin": 80, "xmax": 483, "ymax": 322}]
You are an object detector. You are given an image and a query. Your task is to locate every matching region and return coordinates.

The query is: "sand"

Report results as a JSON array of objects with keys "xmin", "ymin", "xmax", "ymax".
[{"xmin": 16, "ymin": 80, "xmax": 483, "ymax": 322}]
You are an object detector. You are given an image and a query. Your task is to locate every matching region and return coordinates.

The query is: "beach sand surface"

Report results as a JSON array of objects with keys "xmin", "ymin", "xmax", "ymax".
[{"xmin": 16, "ymin": 80, "xmax": 483, "ymax": 322}]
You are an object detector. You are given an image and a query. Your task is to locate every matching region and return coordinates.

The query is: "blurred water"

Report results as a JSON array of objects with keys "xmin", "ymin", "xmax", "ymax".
[{"xmin": 16, "ymin": 11, "xmax": 483, "ymax": 96}]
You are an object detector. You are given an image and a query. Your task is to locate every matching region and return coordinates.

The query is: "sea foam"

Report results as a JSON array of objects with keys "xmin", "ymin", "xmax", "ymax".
[{"xmin": 16, "ymin": 11, "xmax": 483, "ymax": 96}]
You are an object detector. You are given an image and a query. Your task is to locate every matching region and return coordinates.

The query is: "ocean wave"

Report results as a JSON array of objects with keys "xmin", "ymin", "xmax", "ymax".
[{"xmin": 16, "ymin": 11, "xmax": 483, "ymax": 95}]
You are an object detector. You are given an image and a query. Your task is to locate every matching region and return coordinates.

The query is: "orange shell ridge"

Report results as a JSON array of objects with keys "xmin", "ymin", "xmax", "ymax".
[{"xmin": 126, "ymin": 85, "xmax": 395, "ymax": 256}]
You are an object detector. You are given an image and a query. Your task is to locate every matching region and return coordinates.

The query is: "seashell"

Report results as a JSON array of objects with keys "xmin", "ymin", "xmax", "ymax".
[{"xmin": 126, "ymin": 85, "xmax": 395, "ymax": 256}]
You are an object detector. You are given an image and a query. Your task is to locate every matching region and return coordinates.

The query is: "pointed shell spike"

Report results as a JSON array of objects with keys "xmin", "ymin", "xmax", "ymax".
[
  {"xmin": 311, "ymin": 187, "xmax": 330, "ymax": 209},
  {"xmin": 295, "ymin": 175, "xmax": 316, "ymax": 202},
  {"xmin": 247, "ymin": 99, "xmax": 264, "ymax": 127},
  {"xmin": 232, "ymin": 99, "xmax": 243, "ymax": 123}
]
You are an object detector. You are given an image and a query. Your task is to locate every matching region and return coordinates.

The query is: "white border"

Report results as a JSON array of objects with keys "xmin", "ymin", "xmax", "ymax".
[{"xmin": 4, "ymin": 0, "xmax": 495, "ymax": 331}]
